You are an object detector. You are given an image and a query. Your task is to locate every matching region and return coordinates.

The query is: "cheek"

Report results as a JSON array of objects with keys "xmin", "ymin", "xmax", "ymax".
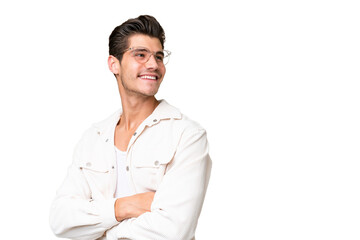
[
  {"xmin": 159, "ymin": 67, "xmax": 166, "ymax": 79},
  {"xmin": 121, "ymin": 66, "xmax": 138, "ymax": 81}
]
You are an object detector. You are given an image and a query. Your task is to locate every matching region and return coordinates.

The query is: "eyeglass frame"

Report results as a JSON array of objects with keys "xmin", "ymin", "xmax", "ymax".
[{"xmin": 123, "ymin": 46, "xmax": 172, "ymax": 65}]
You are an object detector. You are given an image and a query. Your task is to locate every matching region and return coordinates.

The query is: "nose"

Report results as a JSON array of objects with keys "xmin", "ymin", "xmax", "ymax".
[{"xmin": 145, "ymin": 54, "xmax": 159, "ymax": 70}]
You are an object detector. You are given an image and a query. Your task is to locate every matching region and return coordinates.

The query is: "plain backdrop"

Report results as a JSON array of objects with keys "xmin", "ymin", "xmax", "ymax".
[{"xmin": 0, "ymin": 0, "xmax": 359, "ymax": 239}]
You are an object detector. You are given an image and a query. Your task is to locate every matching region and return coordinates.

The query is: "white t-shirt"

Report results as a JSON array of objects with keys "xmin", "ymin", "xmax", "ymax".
[{"xmin": 114, "ymin": 147, "xmax": 133, "ymax": 198}]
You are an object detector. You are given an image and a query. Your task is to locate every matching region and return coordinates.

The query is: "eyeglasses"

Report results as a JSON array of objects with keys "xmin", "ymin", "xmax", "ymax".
[{"xmin": 124, "ymin": 46, "xmax": 172, "ymax": 65}]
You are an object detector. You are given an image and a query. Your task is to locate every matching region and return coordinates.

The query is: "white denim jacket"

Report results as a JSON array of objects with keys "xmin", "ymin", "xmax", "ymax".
[{"xmin": 49, "ymin": 100, "xmax": 212, "ymax": 240}]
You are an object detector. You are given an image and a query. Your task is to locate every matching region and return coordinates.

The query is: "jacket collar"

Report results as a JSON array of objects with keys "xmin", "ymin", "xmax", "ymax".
[
  {"xmin": 149, "ymin": 99, "xmax": 182, "ymax": 122},
  {"xmin": 92, "ymin": 99, "xmax": 182, "ymax": 134}
]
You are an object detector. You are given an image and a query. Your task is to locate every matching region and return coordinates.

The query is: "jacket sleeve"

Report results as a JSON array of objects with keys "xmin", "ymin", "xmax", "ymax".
[
  {"xmin": 49, "ymin": 130, "xmax": 119, "ymax": 240},
  {"xmin": 105, "ymin": 128, "xmax": 212, "ymax": 240}
]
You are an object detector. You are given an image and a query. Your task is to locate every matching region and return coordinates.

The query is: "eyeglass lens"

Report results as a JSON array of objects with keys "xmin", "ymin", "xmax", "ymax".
[{"xmin": 131, "ymin": 48, "xmax": 170, "ymax": 65}]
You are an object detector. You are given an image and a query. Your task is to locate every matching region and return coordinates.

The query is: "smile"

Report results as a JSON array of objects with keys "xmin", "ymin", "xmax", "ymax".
[{"xmin": 139, "ymin": 75, "xmax": 158, "ymax": 80}]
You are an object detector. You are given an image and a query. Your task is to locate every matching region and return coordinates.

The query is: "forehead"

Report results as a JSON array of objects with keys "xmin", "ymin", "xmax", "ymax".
[{"xmin": 128, "ymin": 34, "xmax": 163, "ymax": 51}]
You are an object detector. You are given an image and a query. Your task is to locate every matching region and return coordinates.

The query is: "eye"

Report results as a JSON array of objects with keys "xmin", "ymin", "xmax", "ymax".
[
  {"xmin": 155, "ymin": 54, "xmax": 164, "ymax": 62},
  {"xmin": 133, "ymin": 50, "xmax": 148, "ymax": 59}
]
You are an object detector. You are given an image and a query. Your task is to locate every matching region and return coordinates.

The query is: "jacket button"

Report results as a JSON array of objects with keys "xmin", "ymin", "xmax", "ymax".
[
  {"xmin": 154, "ymin": 160, "xmax": 160, "ymax": 166},
  {"xmin": 133, "ymin": 132, "xmax": 137, "ymax": 136},
  {"xmin": 97, "ymin": 131, "xmax": 101, "ymax": 135},
  {"xmin": 153, "ymin": 119, "xmax": 157, "ymax": 122},
  {"xmin": 126, "ymin": 166, "xmax": 129, "ymax": 171},
  {"xmin": 86, "ymin": 162, "xmax": 91, "ymax": 167}
]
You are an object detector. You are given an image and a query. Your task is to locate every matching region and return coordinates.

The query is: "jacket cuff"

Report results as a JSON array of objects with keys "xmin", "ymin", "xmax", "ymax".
[{"xmin": 93, "ymin": 198, "xmax": 119, "ymax": 228}]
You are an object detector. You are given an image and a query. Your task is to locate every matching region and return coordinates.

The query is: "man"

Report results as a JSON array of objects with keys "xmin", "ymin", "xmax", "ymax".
[{"xmin": 50, "ymin": 15, "xmax": 212, "ymax": 240}]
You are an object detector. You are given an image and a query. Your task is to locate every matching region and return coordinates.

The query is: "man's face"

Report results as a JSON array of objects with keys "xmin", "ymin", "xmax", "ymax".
[{"xmin": 117, "ymin": 34, "xmax": 166, "ymax": 97}]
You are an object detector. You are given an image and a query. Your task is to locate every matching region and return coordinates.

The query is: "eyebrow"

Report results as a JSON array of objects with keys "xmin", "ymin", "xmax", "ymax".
[
  {"xmin": 156, "ymin": 51, "xmax": 164, "ymax": 56},
  {"xmin": 133, "ymin": 47, "xmax": 164, "ymax": 56}
]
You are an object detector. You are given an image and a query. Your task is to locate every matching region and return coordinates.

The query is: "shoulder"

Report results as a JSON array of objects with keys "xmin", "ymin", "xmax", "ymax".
[
  {"xmin": 156, "ymin": 101, "xmax": 208, "ymax": 150},
  {"xmin": 180, "ymin": 112, "xmax": 205, "ymax": 130},
  {"xmin": 175, "ymin": 113, "xmax": 207, "ymax": 141},
  {"xmin": 176, "ymin": 107, "xmax": 207, "ymax": 139}
]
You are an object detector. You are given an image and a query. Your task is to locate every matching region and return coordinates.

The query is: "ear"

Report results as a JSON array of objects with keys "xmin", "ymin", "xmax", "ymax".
[{"xmin": 108, "ymin": 55, "xmax": 120, "ymax": 74}]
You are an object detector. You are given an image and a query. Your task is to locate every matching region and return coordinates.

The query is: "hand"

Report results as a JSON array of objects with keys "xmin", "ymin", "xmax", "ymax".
[{"xmin": 114, "ymin": 192, "xmax": 155, "ymax": 222}]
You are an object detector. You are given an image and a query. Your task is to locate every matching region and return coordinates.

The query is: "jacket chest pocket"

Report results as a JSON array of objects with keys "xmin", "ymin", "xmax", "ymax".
[
  {"xmin": 132, "ymin": 151, "xmax": 174, "ymax": 192},
  {"xmin": 79, "ymin": 162, "xmax": 114, "ymax": 199}
]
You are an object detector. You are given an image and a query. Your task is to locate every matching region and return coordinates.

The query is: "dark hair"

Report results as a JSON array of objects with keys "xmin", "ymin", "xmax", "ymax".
[{"xmin": 109, "ymin": 15, "xmax": 166, "ymax": 63}]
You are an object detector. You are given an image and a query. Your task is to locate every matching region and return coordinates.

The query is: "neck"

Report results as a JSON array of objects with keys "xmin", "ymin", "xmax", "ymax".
[{"xmin": 119, "ymin": 94, "xmax": 160, "ymax": 131}]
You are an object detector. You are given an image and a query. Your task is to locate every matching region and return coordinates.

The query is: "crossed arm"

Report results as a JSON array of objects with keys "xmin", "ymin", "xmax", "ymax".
[
  {"xmin": 50, "ymin": 129, "xmax": 211, "ymax": 240},
  {"xmin": 114, "ymin": 192, "xmax": 155, "ymax": 222}
]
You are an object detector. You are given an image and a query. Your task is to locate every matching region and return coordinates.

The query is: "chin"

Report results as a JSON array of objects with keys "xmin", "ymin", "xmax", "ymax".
[
  {"xmin": 144, "ymin": 91, "xmax": 159, "ymax": 97},
  {"xmin": 134, "ymin": 89, "xmax": 157, "ymax": 97},
  {"xmin": 140, "ymin": 87, "xmax": 160, "ymax": 96}
]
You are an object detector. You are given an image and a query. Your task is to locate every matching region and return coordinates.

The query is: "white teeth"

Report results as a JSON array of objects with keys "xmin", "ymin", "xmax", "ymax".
[{"xmin": 140, "ymin": 75, "xmax": 157, "ymax": 80}]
